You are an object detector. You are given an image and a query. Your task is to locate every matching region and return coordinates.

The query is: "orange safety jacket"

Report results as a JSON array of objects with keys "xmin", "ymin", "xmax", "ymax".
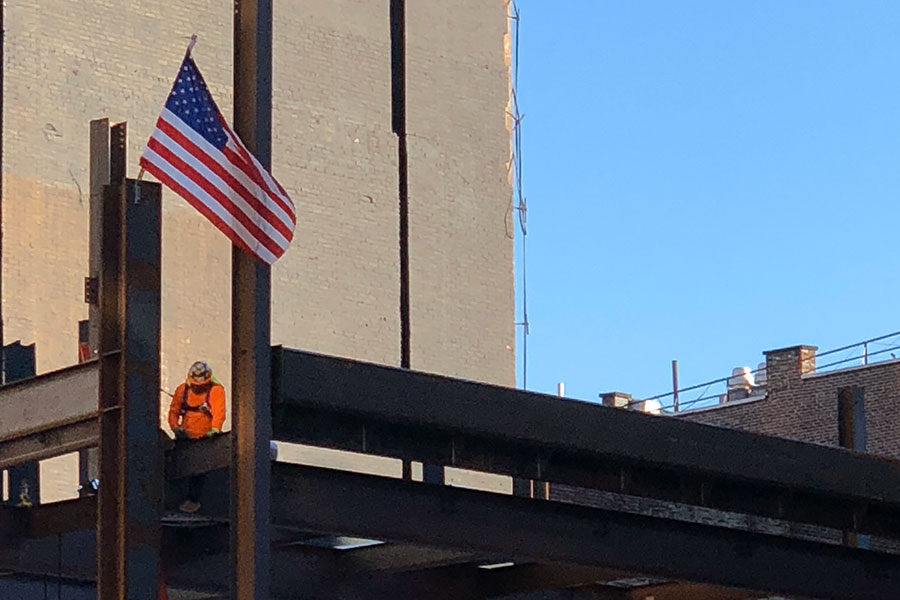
[{"xmin": 168, "ymin": 381, "xmax": 226, "ymax": 439}]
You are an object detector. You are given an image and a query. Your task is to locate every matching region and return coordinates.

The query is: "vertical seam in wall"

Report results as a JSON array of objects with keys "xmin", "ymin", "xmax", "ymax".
[{"xmin": 390, "ymin": 0, "xmax": 410, "ymax": 369}]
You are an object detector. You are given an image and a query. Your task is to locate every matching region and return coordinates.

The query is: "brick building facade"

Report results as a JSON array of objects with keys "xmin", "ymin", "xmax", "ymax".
[
  {"xmin": 679, "ymin": 344, "xmax": 900, "ymax": 461},
  {"xmin": 2, "ymin": 1, "xmax": 514, "ymax": 500}
]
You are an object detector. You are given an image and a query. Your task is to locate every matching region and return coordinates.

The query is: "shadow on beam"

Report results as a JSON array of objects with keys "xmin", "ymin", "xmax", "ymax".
[
  {"xmin": 271, "ymin": 462, "xmax": 900, "ymax": 600},
  {"xmin": 0, "ymin": 416, "xmax": 97, "ymax": 470}
]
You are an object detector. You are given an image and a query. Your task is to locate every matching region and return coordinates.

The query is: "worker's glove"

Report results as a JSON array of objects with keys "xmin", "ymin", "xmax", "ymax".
[
  {"xmin": 205, "ymin": 427, "xmax": 221, "ymax": 438},
  {"xmin": 173, "ymin": 427, "xmax": 188, "ymax": 440}
]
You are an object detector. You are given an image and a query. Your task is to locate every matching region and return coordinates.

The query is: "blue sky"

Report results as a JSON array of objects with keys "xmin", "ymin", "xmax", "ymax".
[{"xmin": 513, "ymin": 1, "xmax": 900, "ymax": 403}]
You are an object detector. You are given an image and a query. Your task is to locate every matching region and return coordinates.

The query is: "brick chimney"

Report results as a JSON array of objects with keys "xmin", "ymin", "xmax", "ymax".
[
  {"xmin": 763, "ymin": 345, "xmax": 817, "ymax": 392},
  {"xmin": 601, "ymin": 391, "xmax": 632, "ymax": 408}
]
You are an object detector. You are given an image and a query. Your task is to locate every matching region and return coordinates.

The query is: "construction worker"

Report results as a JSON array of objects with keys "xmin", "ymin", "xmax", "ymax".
[{"xmin": 167, "ymin": 361, "xmax": 225, "ymax": 513}]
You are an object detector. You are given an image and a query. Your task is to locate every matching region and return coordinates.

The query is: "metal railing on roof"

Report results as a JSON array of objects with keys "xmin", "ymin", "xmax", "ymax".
[{"xmin": 610, "ymin": 329, "xmax": 900, "ymax": 414}]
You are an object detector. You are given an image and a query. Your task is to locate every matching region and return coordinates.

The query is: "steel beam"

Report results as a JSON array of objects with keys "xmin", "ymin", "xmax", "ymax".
[
  {"xmin": 88, "ymin": 119, "xmax": 110, "ymax": 358},
  {"xmin": 1, "ymin": 496, "xmax": 96, "ymax": 541},
  {"xmin": 0, "ymin": 415, "xmax": 97, "ymax": 470},
  {"xmin": 231, "ymin": 2, "xmax": 273, "ymax": 599},
  {"xmin": 0, "ymin": 358, "xmax": 96, "ymax": 506},
  {"xmin": 613, "ymin": 581, "xmax": 758, "ymax": 600},
  {"xmin": 477, "ymin": 564, "xmax": 633, "ymax": 598},
  {"xmin": 354, "ymin": 563, "xmax": 749, "ymax": 600},
  {"xmin": 121, "ymin": 178, "xmax": 163, "ymax": 597},
  {"xmin": 273, "ymin": 349, "xmax": 900, "ymax": 538},
  {"xmin": 0, "ymin": 410, "xmax": 221, "ymax": 484},
  {"xmin": 0, "ymin": 498, "xmax": 762, "ymax": 600},
  {"xmin": 97, "ymin": 173, "xmax": 163, "ymax": 600},
  {"xmin": 81, "ymin": 118, "xmax": 111, "ymax": 495},
  {"xmin": 97, "ymin": 164, "xmax": 124, "ymax": 600},
  {"xmin": 168, "ymin": 432, "xmax": 231, "ymax": 479},
  {"xmin": 0, "ymin": 360, "xmax": 97, "ymax": 440},
  {"xmin": 337, "ymin": 544, "xmax": 478, "ymax": 575},
  {"xmin": 274, "ymin": 350, "xmax": 900, "ymax": 503},
  {"xmin": 271, "ymin": 463, "xmax": 900, "ymax": 600}
]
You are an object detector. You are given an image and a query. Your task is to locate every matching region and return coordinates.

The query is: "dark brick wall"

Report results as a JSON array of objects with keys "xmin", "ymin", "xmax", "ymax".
[{"xmin": 681, "ymin": 345, "xmax": 900, "ymax": 460}]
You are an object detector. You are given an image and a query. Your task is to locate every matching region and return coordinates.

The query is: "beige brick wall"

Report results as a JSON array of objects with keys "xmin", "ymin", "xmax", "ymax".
[
  {"xmin": 271, "ymin": 0, "xmax": 401, "ymax": 368},
  {"xmin": 3, "ymin": 2, "xmax": 514, "ymax": 498},
  {"xmin": 406, "ymin": 0, "xmax": 515, "ymax": 384}
]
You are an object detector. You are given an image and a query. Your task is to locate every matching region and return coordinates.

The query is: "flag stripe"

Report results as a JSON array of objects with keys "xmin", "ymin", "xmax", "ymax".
[
  {"xmin": 160, "ymin": 109, "xmax": 295, "ymax": 231},
  {"xmin": 154, "ymin": 115, "xmax": 292, "ymax": 244},
  {"xmin": 140, "ymin": 153, "xmax": 279, "ymax": 265},
  {"xmin": 144, "ymin": 138, "xmax": 285, "ymax": 259},
  {"xmin": 139, "ymin": 156, "xmax": 277, "ymax": 265},
  {"xmin": 223, "ymin": 137, "xmax": 295, "ymax": 224},
  {"xmin": 223, "ymin": 128, "xmax": 295, "ymax": 220}
]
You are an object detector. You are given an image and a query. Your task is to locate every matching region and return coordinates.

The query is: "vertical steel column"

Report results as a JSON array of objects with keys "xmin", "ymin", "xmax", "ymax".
[
  {"xmin": 232, "ymin": 2, "xmax": 272, "ymax": 599},
  {"xmin": 88, "ymin": 119, "xmax": 111, "ymax": 356},
  {"xmin": 97, "ymin": 125, "xmax": 126, "ymax": 600},
  {"xmin": 97, "ymin": 121, "xmax": 163, "ymax": 600},
  {"xmin": 81, "ymin": 118, "xmax": 110, "ymax": 496},
  {"xmin": 122, "ymin": 178, "xmax": 163, "ymax": 596}
]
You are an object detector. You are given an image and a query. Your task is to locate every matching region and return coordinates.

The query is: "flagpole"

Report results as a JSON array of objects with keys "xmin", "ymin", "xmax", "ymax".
[
  {"xmin": 185, "ymin": 33, "xmax": 197, "ymax": 58},
  {"xmin": 230, "ymin": 1, "xmax": 272, "ymax": 599}
]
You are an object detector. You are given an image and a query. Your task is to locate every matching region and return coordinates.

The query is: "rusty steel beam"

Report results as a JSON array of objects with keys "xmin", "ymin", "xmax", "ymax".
[
  {"xmin": 0, "ymin": 415, "xmax": 97, "ymax": 470},
  {"xmin": 272, "ymin": 349, "xmax": 900, "ymax": 539},
  {"xmin": 120, "ymin": 178, "xmax": 163, "ymax": 597},
  {"xmin": 273, "ymin": 349, "xmax": 900, "ymax": 504},
  {"xmin": 81, "ymin": 118, "xmax": 111, "ymax": 495},
  {"xmin": 96, "ymin": 137, "xmax": 125, "ymax": 600},
  {"xmin": 271, "ymin": 462, "xmax": 900, "ymax": 600},
  {"xmin": 1, "ymin": 416, "xmax": 222, "ymax": 489},
  {"xmin": 0, "ymin": 420, "xmax": 224, "ymax": 501},
  {"xmin": 231, "ymin": 2, "xmax": 273, "ymax": 599},
  {"xmin": 0, "ymin": 495, "xmax": 765, "ymax": 600},
  {"xmin": 0, "ymin": 360, "xmax": 97, "ymax": 440},
  {"xmin": 88, "ymin": 119, "xmax": 110, "ymax": 358},
  {"xmin": 96, "ymin": 167, "xmax": 163, "ymax": 600},
  {"xmin": 0, "ymin": 359, "xmax": 97, "ymax": 504},
  {"xmin": 169, "ymin": 432, "xmax": 231, "ymax": 479},
  {"xmin": 96, "ymin": 122, "xmax": 128, "ymax": 599}
]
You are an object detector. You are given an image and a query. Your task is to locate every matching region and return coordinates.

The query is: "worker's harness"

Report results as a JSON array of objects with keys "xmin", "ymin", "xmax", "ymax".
[{"xmin": 178, "ymin": 384, "xmax": 213, "ymax": 419}]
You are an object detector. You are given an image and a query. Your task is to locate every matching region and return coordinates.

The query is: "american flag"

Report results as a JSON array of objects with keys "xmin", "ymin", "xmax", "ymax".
[{"xmin": 139, "ymin": 55, "xmax": 295, "ymax": 264}]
